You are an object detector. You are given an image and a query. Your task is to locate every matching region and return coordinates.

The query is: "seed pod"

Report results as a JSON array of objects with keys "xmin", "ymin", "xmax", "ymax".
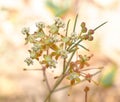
[
  {"xmin": 88, "ymin": 35, "xmax": 93, "ymax": 41},
  {"xmin": 81, "ymin": 34, "xmax": 89, "ymax": 40},
  {"xmin": 88, "ymin": 29, "xmax": 94, "ymax": 35},
  {"xmin": 82, "ymin": 27, "xmax": 87, "ymax": 33},
  {"xmin": 81, "ymin": 22, "xmax": 86, "ymax": 28}
]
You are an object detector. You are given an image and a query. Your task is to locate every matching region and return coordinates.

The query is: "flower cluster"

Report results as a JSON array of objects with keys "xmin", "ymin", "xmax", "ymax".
[
  {"xmin": 80, "ymin": 22, "xmax": 95, "ymax": 41},
  {"xmin": 22, "ymin": 17, "xmax": 67, "ymax": 68},
  {"xmin": 22, "ymin": 16, "xmax": 106, "ymax": 87},
  {"xmin": 67, "ymin": 54, "xmax": 93, "ymax": 85}
]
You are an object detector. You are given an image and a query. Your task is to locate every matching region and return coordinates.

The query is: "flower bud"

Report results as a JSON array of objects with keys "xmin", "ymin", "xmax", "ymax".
[
  {"xmin": 81, "ymin": 22, "xmax": 86, "ymax": 28},
  {"xmin": 88, "ymin": 35, "xmax": 93, "ymax": 41},
  {"xmin": 21, "ymin": 27, "xmax": 29, "ymax": 35},
  {"xmin": 81, "ymin": 34, "xmax": 89, "ymax": 40},
  {"xmin": 24, "ymin": 58, "xmax": 33, "ymax": 66},
  {"xmin": 88, "ymin": 29, "xmax": 94, "ymax": 35},
  {"xmin": 82, "ymin": 27, "xmax": 87, "ymax": 33},
  {"xmin": 36, "ymin": 22, "xmax": 45, "ymax": 29},
  {"xmin": 84, "ymin": 86, "xmax": 90, "ymax": 92},
  {"xmin": 54, "ymin": 17, "xmax": 65, "ymax": 28}
]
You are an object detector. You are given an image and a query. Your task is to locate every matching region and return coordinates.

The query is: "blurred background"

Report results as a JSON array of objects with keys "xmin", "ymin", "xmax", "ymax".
[{"xmin": 0, "ymin": 0, "xmax": 120, "ymax": 102}]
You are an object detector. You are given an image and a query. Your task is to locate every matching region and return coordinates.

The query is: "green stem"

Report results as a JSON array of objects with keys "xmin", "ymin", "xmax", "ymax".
[
  {"xmin": 64, "ymin": 19, "xmax": 70, "ymax": 50},
  {"xmin": 66, "ymin": 19, "xmax": 70, "ymax": 37},
  {"xmin": 63, "ymin": 58, "xmax": 66, "ymax": 74},
  {"xmin": 94, "ymin": 21, "xmax": 107, "ymax": 31},
  {"xmin": 63, "ymin": 49, "xmax": 77, "ymax": 74},
  {"xmin": 43, "ymin": 70, "xmax": 51, "ymax": 92},
  {"xmin": 78, "ymin": 44, "xmax": 89, "ymax": 51},
  {"xmin": 73, "ymin": 14, "xmax": 78, "ymax": 32},
  {"xmin": 63, "ymin": 20, "xmax": 70, "ymax": 74},
  {"xmin": 44, "ymin": 75, "xmax": 65, "ymax": 102},
  {"xmin": 66, "ymin": 14, "xmax": 79, "ymax": 51},
  {"xmin": 67, "ymin": 39, "xmax": 83, "ymax": 51}
]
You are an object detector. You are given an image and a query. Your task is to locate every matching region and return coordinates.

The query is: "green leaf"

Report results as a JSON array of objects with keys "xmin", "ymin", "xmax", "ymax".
[{"xmin": 100, "ymin": 63, "xmax": 117, "ymax": 87}]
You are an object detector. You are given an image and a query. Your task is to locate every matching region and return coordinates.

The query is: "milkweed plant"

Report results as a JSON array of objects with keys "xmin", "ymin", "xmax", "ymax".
[{"xmin": 22, "ymin": 14, "xmax": 107, "ymax": 102}]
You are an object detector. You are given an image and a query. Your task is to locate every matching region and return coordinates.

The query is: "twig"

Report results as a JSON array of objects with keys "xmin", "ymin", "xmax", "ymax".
[
  {"xmin": 73, "ymin": 14, "xmax": 78, "ymax": 32},
  {"xmin": 43, "ymin": 69, "xmax": 51, "ymax": 92},
  {"xmin": 63, "ymin": 49, "xmax": 77, "ymax": 73},
  {"xmin": 66, "ymin": 19, "xmax": 70, "ymax": 37},
  {"xmin": 84, "ymin": 86, "xmax": 89, "ymax": 102},
  {"xmin": 67, "ymin": 39, "xmax": 82, "ymax": 51},
  {"xmin": 94, "ymin": 21, "xmax": 107, "ymax": 31},
  {"xmin": 44, "ymin": 75, "xmax": 65, "ymax": 102},
  {"xmin": 63, "ymin": 19, "xmax": 70, "ymax": 74},
  {"xmin": 78, "ymin": 44, "xmax": 89, "ymax": 51},
  {"xmin": 23, "ymin": 68, "xmax": 43, "ymax": 71},
  {"xmin": 80, "ymin": 67, "xmax": 103, "ymax": 72}
]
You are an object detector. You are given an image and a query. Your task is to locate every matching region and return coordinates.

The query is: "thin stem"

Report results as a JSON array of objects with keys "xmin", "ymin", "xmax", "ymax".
[
  {"xmin": 63, "ymin": 20, "xmax": 70, "ymax": 74},
  {"xmin": 43, "ymin": 69, "xmax": 51, "ymax": 92},
  {"xmin": 73, "ymin": 14, "xmax": 78, "ymax": 32},
  {"xmin": 80, "ymin": 67, "xmax": 103, "ymax": 72},
  {"xmin": 66, "ymin": 19, "xmax": 70, "ymax": 37},
  {"xmin": 63, "ymin": 49, "xmax": 77, "ymax": 73},
  {"xmin": 92, "ymin": 70, "xmax": 101, "ymax": 76},
  {"xmin": 66, "ymin": 14, "xmax": 80, "ymax": 51},
  {"xmin": 85, "ymin": 91, "xmax": 88, "ymax": 102},
  {"xmin": 48, "ymin": 98, "xmax": 50, "ymax": 102},
  {"xmin": 65, "ymin": 20, "xmax": 70, "ymax": 50},
  {"xmin": 79, "ymin": 31, "xmax": 83, "ymax": 37},
  {"xmin": 78, "ymin": 44, "xmax": 89, "ymax": 51},
  {"xmin": 94, "ymin": 21, "xmax": 107, "ymax": 31},
  {"xmin": 66, "ymin": 14, "xmax": 79, "ymax": 51},
  {"xmin": 54, "ymin": 70, "xmax": 102, "ymax": 92},
  {"xmin": 67, "ymin": 39, "xmax": 82, "ymax": 51},
  {"xmin": 84, "ymin": 86, "xmax": 89, "ymax": 102},
  {"xmin": 23, "ymin": 68, "xmax": 43, "ymax": 71},
  {"xmin": 63, "ymin": 59, "xmax": 66, "ymax": 74},
  {"xmin": 44, "ymin": 75, "xmax": 65, "ymax": 102}
]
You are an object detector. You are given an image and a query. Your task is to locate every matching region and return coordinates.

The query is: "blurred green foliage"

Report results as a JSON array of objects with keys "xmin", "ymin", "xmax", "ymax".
[
  {"xmin": 100, "ymin": 63, "xmax": 117, "ymax": 87},
  {"xmin": 46, "ymin": 0, "xmax": 72, "ymax": 17}
]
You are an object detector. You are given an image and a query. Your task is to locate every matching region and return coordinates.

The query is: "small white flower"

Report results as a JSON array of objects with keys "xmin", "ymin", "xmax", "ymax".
[
  {"xmin": 32, "ymin": 43, "xmax": 41, "ymax": 51},
  {"xmin": 54, "ymin": 17, "xmax": 65, "ymax": 28},
  {"xmin": 21, "ymin": 27, "xmax": 29, "ymax": 35},
  {"xmin": 24, "ymin": 58, "xmax": 33, "ymax": 66},
  {"xmin": 60, "ymin": 50, "xmax": 68, "ymax": 58},
  {"xmin": 36, "ymin": 22, "xmax": 45, "ymax": 29},
  {"xmin": 54, "ymin": 17, "xmax": 61, "ymax": 23},
  {"xmin": 71, "ymin": 32, "xmax": 78, "ymax": 41}
]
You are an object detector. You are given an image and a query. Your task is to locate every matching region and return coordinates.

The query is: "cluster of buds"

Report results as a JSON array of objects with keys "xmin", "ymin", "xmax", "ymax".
[
  {"xmin": 80, "ymin": 22, "xmax": 94, "ymax": 41},
  {"xmin": 67, "ymin": 54, "xmax": 93, "ymax": 85}
]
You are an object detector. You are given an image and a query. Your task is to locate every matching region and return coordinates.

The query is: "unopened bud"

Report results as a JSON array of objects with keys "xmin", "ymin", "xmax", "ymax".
[
  {"xmin": 88, "ymin": 29, "xmax": 94, "ymax": 35},
  {"xmin": 82, "ymin": 27, "xmax": 87, "ymax": 33},
  {"xmin": 81, "ymin": 22, "xmax": 86, "ymax": 28},
  {"xmin": 81, "ymin": 34, "xmax": 89, "ymax": 40},
  {"xmin": 88, "ymin": 36, "xmax": 93, "ymax": 41}
]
